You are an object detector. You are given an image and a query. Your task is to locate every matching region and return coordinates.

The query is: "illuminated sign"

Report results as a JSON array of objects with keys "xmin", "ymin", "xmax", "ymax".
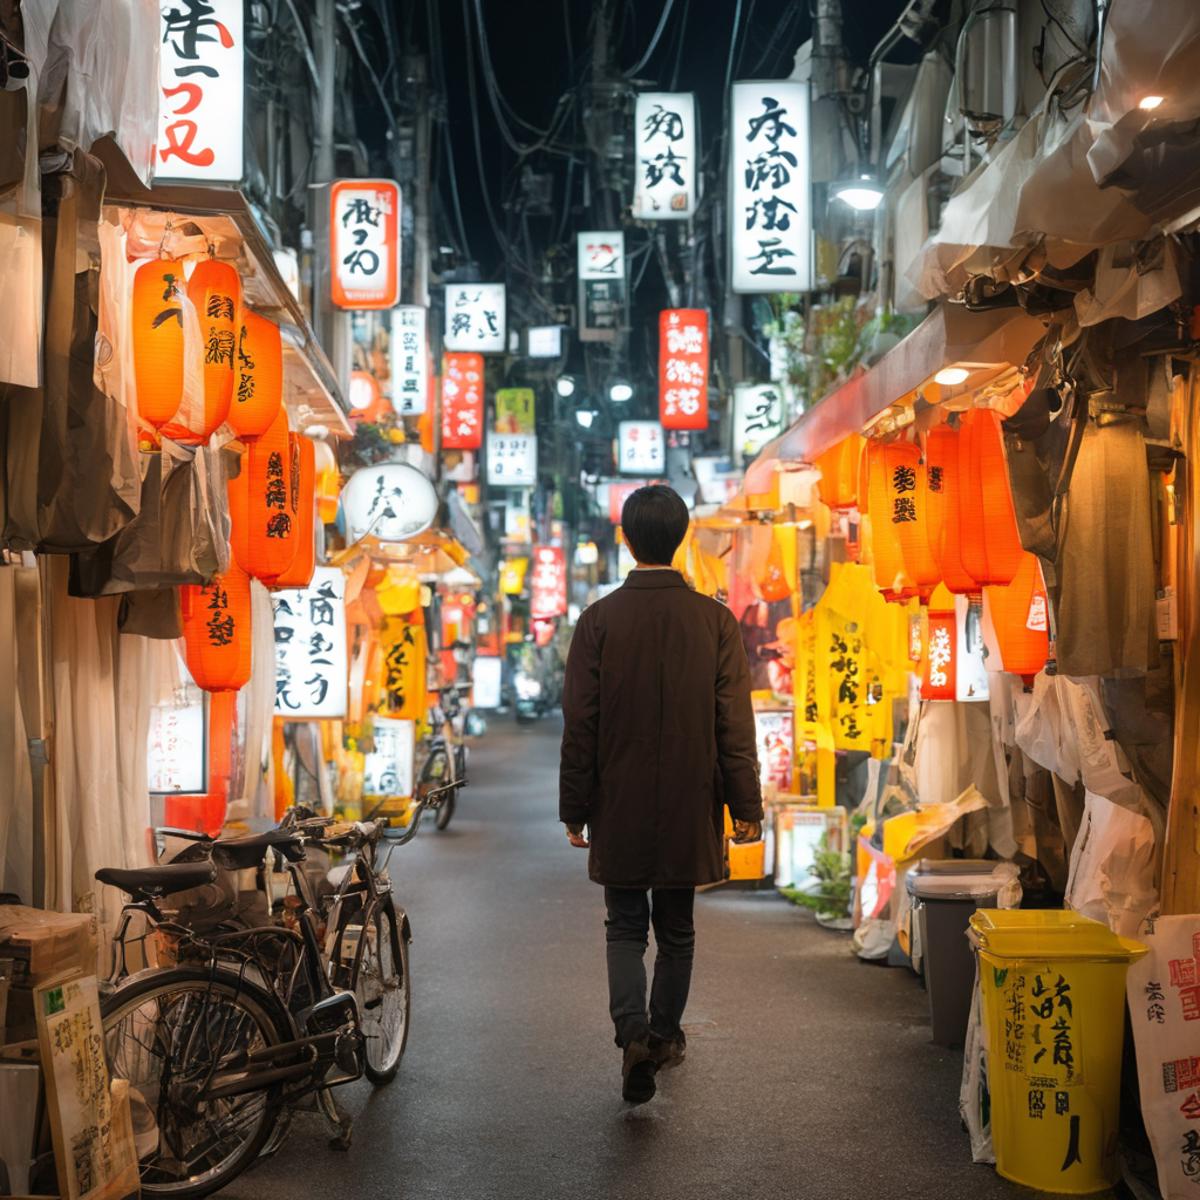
[
  {"xmin": 331, "ymin": 179, "xmax": 402, "ymax": 309},
  {"xmin": 633, "ymin": 92, "xmax": 697, "ymax": 219}
]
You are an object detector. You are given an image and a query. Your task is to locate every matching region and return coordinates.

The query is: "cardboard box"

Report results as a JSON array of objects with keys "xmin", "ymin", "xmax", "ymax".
[{"xmin": 0, "ymin": 908, "xmax": 98, "ymax": 984}]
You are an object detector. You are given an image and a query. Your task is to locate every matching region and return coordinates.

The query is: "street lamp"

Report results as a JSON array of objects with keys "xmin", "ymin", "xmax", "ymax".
[
  {"xmin": 608, "ymin": 379, "xmax": 633, "ymax": 403},
  {"xmin": 555, "ymin": 374, "xmax": 577, "ymax": 398},
  {"xmin": 575, "ymin": 408, "xmax": 598, "ymax": 429},
  {"xmin": 832, "ymin": 173, "xmax": 884, "ymax": 211}
]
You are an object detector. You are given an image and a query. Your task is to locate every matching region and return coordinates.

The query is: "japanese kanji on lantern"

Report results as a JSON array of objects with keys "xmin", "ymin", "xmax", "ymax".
[
  {"xmin": 244, "ymin": 405, "xmax": 295, "ymax": 582},
  {"xmin": 921, "ymin": 586, "xmax": 957, "ymax": 701},
  {"xmin": 729, "ymin": 81, "xmax": 812, "ymax": 293},
  {"xmin": 530, "ymin": 545, "xmax": 568, "ymax": 619},
  {"xmin": 271, "ymin": 433, "xmax": 317, "ymax": 590},
  {"xmin": 659, "ymin": 309, "xmax": 709, "ymax": 430},
  {"xmin": 341, "ymin": 462, "xmax": 439, "ymax": 544},
  {"xmin": 273, "ymin": 566, "xmax": 348, "ymax": 718},
  {"xmin": 181, "ymin": 563, "xmax": 253, "ymax": 694},
  {"xmin": 132, "ymin": 259, "xmax": 187, "ymax": 430},
  {"xmin": 228, "ymin": 310, "xmax": 283, "ymax": 440},
  {"xmin": 380, "ymin": 610, "xmax": 427, "ymax": 719},
  {"xmin": 633, "ymin": 93, "xmax": 697, "ymax": 220},
  {"xmin": 156, "ymin": 0, "xmax": 244, "ymax": 183},
  {"xmin": 441, "ymin": 352, "xmax": 484, "ymax": 449},
  {"xmin": 330, "ymin": 179, "xmax": 402, "ymax": 310}
]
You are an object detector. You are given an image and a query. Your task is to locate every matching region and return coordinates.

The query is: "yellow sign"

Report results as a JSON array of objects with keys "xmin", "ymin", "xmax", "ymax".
[
  {"xmin": 380, "ymin": 611, "xmax": 427, "ymax": 720},
  {"xmin": 495, "ymin": 387, "xmax": 535, "ymax": 434}
]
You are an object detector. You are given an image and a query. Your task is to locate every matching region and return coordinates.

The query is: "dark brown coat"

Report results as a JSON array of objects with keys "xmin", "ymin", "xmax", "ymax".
[{"xmin": 559, "ymin": 569, "xmax": 764, "ymax": 888}]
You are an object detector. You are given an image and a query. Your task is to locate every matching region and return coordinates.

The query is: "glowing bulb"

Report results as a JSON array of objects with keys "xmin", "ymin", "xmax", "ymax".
[
  {"xmin": 934, "ymin": 366, "xmax": 970, "ymax": 386},
  {"xmin": 609, "ymin": 382, "xmax": 633, "ymax": 403},
  {"xmin": 555, "ymin": 375, "xmax": 576, "ymax": 398},
  {"xmin": 1138, "ymin": 94, "xmax": 1164, "ymax": 111}
]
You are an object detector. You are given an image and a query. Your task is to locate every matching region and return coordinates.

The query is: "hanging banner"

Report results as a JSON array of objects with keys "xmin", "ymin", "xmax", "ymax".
[
  {"xmin": 156, "ymin": 0, "xmax": 244, "ymax": 182},
  {"xmin": 729, "ymin": 81, "xmax": 812, "ymax": 293},
  {"xmin": 530, "ymin": 545, "xmax": 568, "ymax": 619},
  {"xmin": 617, "ymin": 420, "xmax": 665, "ymax": 476},
  {"xmin": 504, "ymin": 490, "xmax": 532, "ymax": 543},
  {"xmin": 955, "ymin": 594, "xmax": 990, "ymax": 702},
  {"xmin": 495, "ymin": 387, "xmax": 535, "ymax": 434},
  {"xmin": 441, "ymin": 352, "xmax": 484, "ymax": 449},
  {"xmin": 577, "ymin": 231, "xmax": 626, "ymax": 343},
  {"xmin": 362, "ymin": 716, "xmax": 415, "ymax": 798},
  {"xmin": 444, "ymin": 283, "xmax": 506, "ymax": 353},
  {"xmin": 633, "ymin": 92, "xmax": 697, "ymax": 220},
  {"xmin": 330, "ymin": 180, "xmax": 401, "ymax": 309},
  {"xmin": 816, "ymin": 605, "xmax": 870, "ymax": 752},
  {"xmin": 341, "ymin": 462, "xmax": 438, "ymax": 544},
  {"xmin": 487, "ymin": 434, "xmax": 538, "ymax": 488},
  {"xmin": 754, "ymin": 709, "xmax": 794, "ymax": 792},
  {"xmin": 390, "ymin": 305, "xmax": 428, "ymax": 414},
  {"xmin": 273, "ymin": 567, "xmax": 348, "ymax": 718},
  {"xmin": 381, "ymin": 611, "xmax": 427, "ymax": 719},
  {"xmin": 733, "ymin": 382, "xmax": 785, "ymax": 464},
  {"xmin": 658, "ymin": 308, "xmax": 708, "ymax": 430},
  {"xmin": 147, "ymin": 687, "xmax": 207, "ymax": 795}
]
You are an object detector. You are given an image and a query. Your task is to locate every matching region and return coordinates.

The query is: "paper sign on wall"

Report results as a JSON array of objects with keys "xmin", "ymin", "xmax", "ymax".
[
  {"xmin": 147, "ymin": 687, "xmax": 207, "ymax": 795},
  {"xmin": 362, "ymin": 716, "xmax": 415, "ymax": 798},
  {"xmin": 273, "ymin": 567, "xmax": 348, "ymax": 717},
  {"xmin": 157, "ymin": 0, "xmax": 244, "ymax": 182},
  {"xmin": 487, "ymin": 434, "xmax": 538, "ymax": 487}
]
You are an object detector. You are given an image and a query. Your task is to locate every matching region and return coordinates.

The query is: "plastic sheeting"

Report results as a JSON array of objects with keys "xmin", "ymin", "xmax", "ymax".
[{"xmin": 228, "ymin": 580, "xmax": 278, "ymax": 824}]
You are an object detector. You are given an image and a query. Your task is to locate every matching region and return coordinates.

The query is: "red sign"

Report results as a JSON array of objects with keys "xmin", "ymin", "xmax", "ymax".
[
  {"xmin": 441, "ymin": 353, "xmax": 484, "ymax": 450},
  {"xmin": 921, "ymin": 610, "xmax": 957, "ymax": 701},
  {"xmin": 658, "ymin": 308, "xmax": 708, "ymax": 430},
  {"xmin": 530, "ymin": 545, "xmax": 568, "ymax": 619},
  {"xmin": 331, "ymin": 180, "xmax": 402, "ymax": 310}
]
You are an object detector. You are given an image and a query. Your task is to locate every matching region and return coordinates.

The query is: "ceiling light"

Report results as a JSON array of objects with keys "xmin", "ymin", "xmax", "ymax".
[
  {"xmin": 555, "ymin": 375, "xmax": 576, "ymax": 398},
  {"xmin": 1138, "ymin": 94, "xmax": 1164, "ymax": 111},
  {"xmin": 575, "ymin": 408, "xmax": 597, "ymax": 429},
  {"xmin": 609, "ymin": 381, "xmax": 633, "ymax": 403},
  {"xmin": 832, "ymin": 174, "xmax": 884, "ymax": 211},
  {"xmin": 934, "ymin": 366, "xmax": 970, "ymax": 386}
]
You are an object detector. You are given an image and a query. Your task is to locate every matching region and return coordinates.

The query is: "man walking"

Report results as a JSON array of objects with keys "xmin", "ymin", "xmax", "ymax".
[{"xmin": 559, "ymin": 484, "xmax": 763, "ymax": 1104}]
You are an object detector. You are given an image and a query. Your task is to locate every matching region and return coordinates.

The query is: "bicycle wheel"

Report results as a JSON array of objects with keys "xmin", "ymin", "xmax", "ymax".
[
  {"xmin": 352, "ymin": 902, "xmax": 410, "ymax": 1083},
  {"xmin": 102, "ymin": 966, "xmax": 290, "ymax": 1199},
  {"xmin": 434, "ymin": 787, "xmax": 456, "ymax": 831}
]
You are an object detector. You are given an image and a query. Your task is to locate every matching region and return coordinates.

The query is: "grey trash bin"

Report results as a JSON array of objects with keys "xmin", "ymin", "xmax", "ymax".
[{"xmin": 906, "ymin": 860, "xmax": 1020, "ymax": 1047}]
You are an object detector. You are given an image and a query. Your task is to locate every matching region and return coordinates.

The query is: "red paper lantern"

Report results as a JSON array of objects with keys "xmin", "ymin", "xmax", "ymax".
[
  {"xmin": 132, "ymin": 259, "xmax": 187, "ymax": 429},
  {"xmin": 162, "ymin": 259, "xmax": 241, "ymax": 444},
  {"xmin": 228, "ymin": 310, "xmax": 283, "ymax": 440},
  {"xmin": 925, "ymin": 425, "xmax": 976, "ymax": 595},
  {"xmin": 865, "ymin": 440, "xmax": 915, "ymax": 601},
  {"xmin": 181, "ymin": 563, "xmax": 253, "ymax": 693},
  {"xmin": 957, "ymin": 408, "xmax": 1024, "ymax": 588},
  {"xmin": 244, "ymin": 406, "xmax": 294, "ymax": 583},
  {"xmin": 272, "ymin": 434, "xmax": 317, "ymax": 589},
  {"xmin": 921, "ymin": 585, "xmax": 957, "ymax": 701},
  {"xmin": 816, "ymin": 435, "xmax": 863, "ymax": 510},
  {"xmin": 985, "ymin": 552, "xmax": 1049, "ymax": 683}
]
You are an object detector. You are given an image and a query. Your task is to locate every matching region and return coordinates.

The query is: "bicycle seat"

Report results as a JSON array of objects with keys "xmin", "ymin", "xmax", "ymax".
[
  {"xmin": 95, "ymin": 861, "xmax": 217, "ymax": 898},
  {"xmin": 212, "ymin": 829, "xmax": 305, "ymax": 871}
]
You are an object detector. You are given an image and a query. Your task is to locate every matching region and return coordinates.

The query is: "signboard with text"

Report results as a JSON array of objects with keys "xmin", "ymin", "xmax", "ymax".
[
  {"xmin": 273, "ymin": 567, "xmax": 348, "ymax": 718},
  {"xmin": 441, "ymin": 352, "xmax": 484, "ymax": 449},
  {"xmin": 658, "ymin": 308, "xmax": 708, "ymax": 430},
  {"xmin": 733, "ymin": 382, "xmax": 785, "ymax": 463},
  {"xmin": 331, "ymin": 180, "xmax": 401, "ymax": 309},
  {"xmin": 617, "ymin": 421, "xmax": 665, "ymax": 476},
  {"xmin": 577, "ymin": 231, "xmax": 625, "ymax": 343},
  {"xmin": 633, "ymin": 92, "xmax": 697, "ymax": 219},
  {"xmin": 530, "ymin": 545, "xmax": 568, "ymax": 619},
  {"xmin": 444, "ymin": 283, "xmax": 506, "ymax": 353},
  {"xmin": 487, "ymin": 433, "xmax": 538, "ymax": 488},
  {"xmin": 390, "ymin": 306, "xmax": 428, "ymax": 414}
]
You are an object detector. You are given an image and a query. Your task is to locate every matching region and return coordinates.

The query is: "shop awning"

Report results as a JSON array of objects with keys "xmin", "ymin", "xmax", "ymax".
[
  {"xmin": 336, "ymin": 529, "xmax": 473, "ymax": 581},
  {"xmin": 93, "ymin": 137, "xmax": 350, "ymax": 438},
  {"xmin": 744, "ymin": 304, "xmax": 1045, "ymax": 494}
]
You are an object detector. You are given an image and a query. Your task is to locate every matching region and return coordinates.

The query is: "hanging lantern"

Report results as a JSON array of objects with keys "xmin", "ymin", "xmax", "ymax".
[
  {"xmin": 925, "ymin": 424, "xmax": 977, "ymax": 595},
  {"xmin": 815, "ymin": 434, "xmax": 863, "ymax": 510},
  {"xmin": 757, "ymin": 532, "xmax": 792, "ymax": 602},
  {"xmin": 984, "ymin": 552, "xmax": 1049, "ymax": 684},
  {"xmin": 865, "ymin": 440, "xmax": 915, "ymax": 601},
  {"xmin": 181, "ymin": 563, "xmax": 253, "ymax": 693},
  {"xmin": 243, "ymin": 406, "xmax": 295, "ymax": 582},
  {"xmin": 313, "ymin": 439, "xmax": 340, "ymax": 525},
  {"xmin": 921, "ymin": 584, "xmax": 957, "ymax": 701},
  {"xmin": 228, "ymin": 310, "xmax": 283, "ymax": 440},
  {"xmin": 957, "ymin": 407, "xmax": 1024, "ymax": 588},
  {"xmin": 132, "ymin": 258, "xmax": 187, "ymax": 430},
  {"xmin": 272, "ymin": 434, "xmax": 316, "ymax": 589},
  {"xmin": 882, "ymin": 440, "xmax": 940, "ymax": 599},
  {"xmin": 162, "ymin": 258, "xmax": 241, "ymax": 444},
  {"xmin": 349, "ymin": 370, "xmax": 392, "ymax": 423}
]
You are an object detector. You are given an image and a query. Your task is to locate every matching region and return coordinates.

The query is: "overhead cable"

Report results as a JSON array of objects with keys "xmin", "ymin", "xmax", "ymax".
[{"xmin": 623, "ymin": 0, "xmax": 677, "ymax": 78}]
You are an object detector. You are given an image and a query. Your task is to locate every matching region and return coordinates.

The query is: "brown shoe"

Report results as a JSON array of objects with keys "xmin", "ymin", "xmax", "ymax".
[
  {"xmin": 621, "ymin": 1041, "xmax": 657, "ymax": 1104},
  {"xmin": 649, "ymin": 1033, "xmax": 686, "ymax": 1070}
]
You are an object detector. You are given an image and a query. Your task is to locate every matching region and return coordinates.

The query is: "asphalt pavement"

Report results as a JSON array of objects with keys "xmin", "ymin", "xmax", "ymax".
[{"xmin": 226, "ymin": 714, "xmax": 1085, "ymax": 1200}]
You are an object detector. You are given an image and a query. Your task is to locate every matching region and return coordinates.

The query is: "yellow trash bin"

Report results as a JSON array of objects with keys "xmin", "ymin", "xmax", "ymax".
[{"xmin": 969, "ymin": 909, "xmax": 1147, "ymax": 1195}]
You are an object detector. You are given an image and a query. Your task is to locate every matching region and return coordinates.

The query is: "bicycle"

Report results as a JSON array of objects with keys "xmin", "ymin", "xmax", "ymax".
[
  {"xmin": 95, "ymin": 800, "xmax": 435, "ymax": 1198},
  {"xmin": 420, "ymin": 684, "xmax": 469, "ymax": 832}
]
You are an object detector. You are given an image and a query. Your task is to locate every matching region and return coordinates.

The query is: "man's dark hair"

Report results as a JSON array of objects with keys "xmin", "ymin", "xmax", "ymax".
[{"xmin": 621, "ymin": 485, "xmax": 689, "ymax": 565}]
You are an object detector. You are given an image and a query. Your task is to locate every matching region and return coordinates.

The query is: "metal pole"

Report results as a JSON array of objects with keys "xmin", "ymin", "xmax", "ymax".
[{"xmin": 314, "ymin": 0, "xmax": 337, "ymax": 356}]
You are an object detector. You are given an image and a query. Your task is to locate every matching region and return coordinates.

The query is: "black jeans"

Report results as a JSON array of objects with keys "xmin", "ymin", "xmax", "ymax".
[{"xmin": 604, "ymin": 886, "xmax": 696, "ymax": 1048}]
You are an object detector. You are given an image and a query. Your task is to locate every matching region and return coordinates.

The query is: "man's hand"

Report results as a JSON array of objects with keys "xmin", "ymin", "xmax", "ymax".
[
  {"xmin": 732, "ymin": 819, "xmax": 762, "ymax": 844},
  {"xmin": 565, "ymin": 823, "xmax": 589, "ymax": 848}
]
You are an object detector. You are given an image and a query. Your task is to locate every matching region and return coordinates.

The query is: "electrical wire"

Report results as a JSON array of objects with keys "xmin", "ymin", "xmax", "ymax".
[
  {"xmin": 722, "ymin": 0, "xmax": 745, "ymax": 99},
  {"xmin": 622, "ymin": 0, "xmax": 676, "ymax": 78},
  {"xmin": 668, "ymin": 0, "xmax": 690, "ymax": 89},
  {"xmin": 426, "ymin": 0, "xmax": 474, "ymax": 260}
]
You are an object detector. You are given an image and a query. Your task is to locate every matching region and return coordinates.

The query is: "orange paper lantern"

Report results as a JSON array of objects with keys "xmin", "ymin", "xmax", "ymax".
[
  {"xmin": 957, "ymin": 408, "xmax": 1024, "ymax": 588},
  {"xmin": 132, "ymin": 258, "xmax": 187, "ymax": 429},
  {"xmin": 244, "ymin": 406, "xmax": 294, "ymax": 582},
  {"xmin": 349, "ymin": 370, "xmax": 392, "ymax": 423},
  {"xmin": 865, "ymin": 440, "xmax": 915, "ymax": 601},
  {"xmin": 816, "ymin": 434, "xmax": 863, "ymax": 510},
  {"xmin": 162, "ymin": 259, "xmax": 241, "ymax": 444},
  {"xmin": 985, "ymin": 552, "xmax": 1049, "ymax": 683},
  {"xmin": 313, "ymin": 440, "xmax": 340, "ymax": 525},
  {"xmin": 882, "ymin": 440, "xmax": 940, "ymax": 600},
  {"xmin": 925, "ymin": 425, "xmax": 976, "ymax": 595},
  {"xmin": 229, "ymin": 310, "xmax": 283, "ymax": 440},
  {"xmin": 181, "ymin": 563, "xmax": 253, "ymax": 693},
  {"xmin": 272, "ymin": 434, "xmax": 316, "ymax": 589}
]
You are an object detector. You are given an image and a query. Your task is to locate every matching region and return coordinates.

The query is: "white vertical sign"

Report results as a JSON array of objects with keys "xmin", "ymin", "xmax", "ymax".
[
  {"xmin": 390, "ymin": 306, "xmax": 428, "ymax": 414},
  {"xmin": 147, "ymin": 689, "xmax": 207, "ymax": 794},
  {"xmin": 362, "ymin": 716, "xmax": 415, "ymax": 797},
  {"xmin": 617, "ymin": 421, "xmax": 666, "ymax": 475},
  {"xmin": 729, "ymin": 81, "xmax": 812, "ymax": 293},
  {"xmin": 733, "ymin": 382, "xmax": 786, "ymax": 463},
  {"xmin": 487, "ymin": 434, "xmax": 538, "ymax": 487},
  {"xmin": 633, "ymin": 93, "xmax": 697, "ymax": 219},
  {"xmin": 273, "ymin": 566, "xmax": 348, "ymax": 718},
  {"xmin": 156, "ymin": 0, "xmax": 245, "ymax": 182},
  {"xmin": 444, "ymin": 283, "xmax": 506, "ymax": 353}
]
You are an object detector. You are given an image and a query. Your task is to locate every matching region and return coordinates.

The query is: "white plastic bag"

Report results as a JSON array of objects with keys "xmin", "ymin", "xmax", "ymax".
[{"xmin": 960, "ymin": 961, "xmax": 995, "ymax": 1164}]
